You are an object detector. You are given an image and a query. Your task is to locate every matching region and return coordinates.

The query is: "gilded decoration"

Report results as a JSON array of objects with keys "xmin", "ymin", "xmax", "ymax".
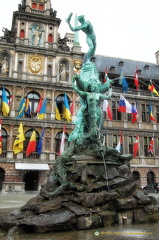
[{"xmin": 28, "ymin": 54, "xmax": 43, "ymax": 74}]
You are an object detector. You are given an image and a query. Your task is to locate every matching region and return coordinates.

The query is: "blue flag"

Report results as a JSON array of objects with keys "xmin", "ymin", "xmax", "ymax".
[
  {"xmin": 119, "ymin": 71, "xmax": 128, "ymax": 93},
  {"xmin": 122, "ymin": 77, "xmax": 128, "ymax": 93},
  {"xmin": 37, "ymin": 128, "xmax": 45, "ymax": 155},
  {"xmin": 16, "ymin": 97, "xmax": 26, "ymax": 119},
  {"xmin": 2, "ymin": 86, "xmax": 10, "ymax": 117},
  {"xmin": 38, "ymin": 98, "xmax": 47, "ymax": 119},
  {"xmin": 63, "ymin": 93, "xmax": 71, "ymax": 122}
]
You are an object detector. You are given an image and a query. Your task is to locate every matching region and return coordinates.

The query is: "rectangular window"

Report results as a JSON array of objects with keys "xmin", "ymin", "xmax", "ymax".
[
  {"xmin": 112, "ymin": 101, "xmax": 121, "ymax": 120},
  {"xmin": 32, "ymin": 3, "xmax": 37, "ymax": 9},
  {"xmin": 113, "ymin": 135, "xmax": 118, "ymax": 149},
  {"xmin": 141, "ymin": 104, "xmax": 150, "ymax": 123},
  {"xmin": 156, "ymin": 106, "xmax": 159, "ymax": 122},
  {"xmin": 127, "ymin": 102, "xmax": 136, "ymax": 122},
  {"xmin": 144, "ymin": 137, "xmax": 149, "ymax": 156},
  {"xmin": 129, "ymin": 136, "xmax": 137, "ymax": 155},
  {"xmin": 129, "ymin": 136, "xmax": 133, "ymax": 154},
  {"xmin": 39, "ymin": 4, "xmax": 44, "ymax": 10},
  {"xmin": 18, "ymin": 62, "xmax": 23, "ymax": 73}
]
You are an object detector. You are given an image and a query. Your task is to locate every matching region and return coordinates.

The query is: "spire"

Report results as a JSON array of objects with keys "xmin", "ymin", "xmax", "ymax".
[
  {"xmin": 73, "ymin": 14, "xmax": 80, "ymax": 46},
  {"xmin": 72, "ymin": 14, "xmax": 81, "ymax": 52}
]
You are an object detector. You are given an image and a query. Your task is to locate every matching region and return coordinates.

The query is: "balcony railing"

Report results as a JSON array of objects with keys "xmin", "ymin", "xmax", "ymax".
[
  {"xmin": 23, "ymin": 152, "xmax": 39, "ymax": 159},
  {"xmin": 0, "ymin": 151, "xmax": 7, "ymax": 158}
]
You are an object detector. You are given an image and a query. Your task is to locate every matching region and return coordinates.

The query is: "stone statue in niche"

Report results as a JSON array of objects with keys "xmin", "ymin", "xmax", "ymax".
[
  {"xmin": 0, "ymin": 56, "xmax": 9, "ymax": 75},
  {"xmin": 32, "ymin": 26, "xmax": 42, "ymax": 46},
  {"xmin": 59, "ymin": 63, "xmax": 68, "ymax": 81}
]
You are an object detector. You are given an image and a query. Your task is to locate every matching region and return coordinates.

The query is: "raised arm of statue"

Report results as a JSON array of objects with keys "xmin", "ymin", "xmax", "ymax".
[
  {"xmin": 67, "ymin": 13, "xmax": 96, "ymax": 62},
  {"xmin": 100, "ymin": 88, "xmax": 112, "ymax": 100}
]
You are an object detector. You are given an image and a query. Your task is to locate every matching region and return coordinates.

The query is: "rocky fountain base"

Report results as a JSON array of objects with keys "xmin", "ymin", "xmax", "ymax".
[{"xmin": 0, "ymin": 149, "xmax": 159, "ymax": 233}]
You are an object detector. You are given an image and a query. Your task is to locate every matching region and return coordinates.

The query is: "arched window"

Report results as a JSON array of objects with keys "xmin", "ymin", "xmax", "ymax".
[
  {"xmin": 0, "ymin": 168, "xmax": 5, "ymax": 191},
  {"xmin": 2, "ymin": 128, "xmax": 7, "ymax": 152},
  {"xmin": 18, "ymin": 61, "xmax": 23, "ymax": 73},
  {"xmin": 55, "ymin": 131, "xmax": 69, "ymax": 154},
  {"xmin": 48, "ymin": 34, "xmax": 53, "ymax": 43},
  {"xmin": 47, "ymin": 65, "xmax": 52, "ymax": 76},
  {"xmin": 132, "ymin": 171, "xmax": 140, "ymax": 181},
  {"xmin": 27, "ymin": 92, "xmax": 40, "ymax": 117},
  {"xmin": 147, "ymin": 171, "xmax": 155, "ymax": 185},
  {"xmin": 20, "ymin": 30, "xmax": 25, "ymax": 38},
  {"xmin": 56, "ymin": 94, "xmax": 71, "ymax": 120}
]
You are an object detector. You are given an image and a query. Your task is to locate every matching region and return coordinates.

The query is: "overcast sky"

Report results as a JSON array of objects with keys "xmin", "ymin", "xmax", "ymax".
[{"xmin": 0, "ymin": 0, "xmax": 159, "ymax": 63}]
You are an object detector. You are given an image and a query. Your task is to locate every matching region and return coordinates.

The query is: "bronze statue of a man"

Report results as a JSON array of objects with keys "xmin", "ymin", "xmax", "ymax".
[{"xmin": 67, "ymin": 13, "xmax": 96, "ymax": 62}]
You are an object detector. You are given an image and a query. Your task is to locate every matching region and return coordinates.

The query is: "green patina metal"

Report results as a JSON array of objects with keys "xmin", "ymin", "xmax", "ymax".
[
  {"xmin": 40, "ymin": 14, "xmax": 133, "ymax": 197},
  {"xmin": 67, "ymin": 12, "xmax": 96, "ymax": 62}
]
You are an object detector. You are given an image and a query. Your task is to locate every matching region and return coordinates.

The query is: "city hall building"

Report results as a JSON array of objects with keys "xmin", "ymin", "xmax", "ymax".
[{"xmin": 0, "ymin": 0, "xmax": 159, "ymax": 192}]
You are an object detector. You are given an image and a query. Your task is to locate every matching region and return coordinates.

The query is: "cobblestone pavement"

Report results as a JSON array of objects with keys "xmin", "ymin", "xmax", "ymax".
[{"xmin": 0, "ymin": 192, "xmax": 38, "ymax": 209}]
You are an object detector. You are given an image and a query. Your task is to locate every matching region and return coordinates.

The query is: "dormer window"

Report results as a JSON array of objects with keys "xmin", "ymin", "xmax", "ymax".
[
  {"xmin": 110, "ymin": 65, "xmax": 115, "ymax": 71},
  {"xmin": 144, "ymin": 64, "xmax": 149, "ymax": 70},
  {"xmin": 119, "ymin": 60, "xmax": 124, "ymax": 66},
  {"xmin": 137, "ymin": 69, "xmax": 142, "ymax": 75}
]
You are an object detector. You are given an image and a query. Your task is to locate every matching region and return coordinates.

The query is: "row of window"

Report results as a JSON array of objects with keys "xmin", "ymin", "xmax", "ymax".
[
  {"xmin": 132, "ymin": 171, "xmax": 156, "ymax": 187},
  {"xmin": 20, "ymin": 30, "xmax": 53, "ymax": 43},
  {"xmin": 112, "ymin": 135, "xmax": 158, "ymax": 157},
  {"xmin": 0, "ymin": 127, "xmax": 158, "ymax": 157},
  {"xmin": 109, "ymin": 101, "xmax": 159, "ymax": 122},
  {"xmin": 0, "ymin": 128, "xmax": 69, "ymax": 156},
  {"xmin": 1, "ymin": 88, "xmax": 159, "ymax": 123}
]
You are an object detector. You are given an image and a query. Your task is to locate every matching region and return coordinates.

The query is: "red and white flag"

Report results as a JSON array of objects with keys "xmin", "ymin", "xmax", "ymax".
[
  {"xmin": 103, "ymin": 100, "xmax": 112, "ymax": 121},
  {"xmin": 148, "ymin": 138, "xmax": 154, "ymax": 156},
  {"xmin": 0, "ymin": 119, "xmax": 2, "ymax": 154},
  {"xmin": 104, "ymin": 69, "xmax": 108, "ymax": 83},
  {"xmin": 8, "ymin": 95, "xmax": 14, "ymax": 106},
  {"xmin": 116, "ymin": 132, "xmax": 123, "ymax": 153},
  {"xmin": 133, "ymin": 135, "xmax": 139, "ymax": 157},
  {"xmin": 134, "ymin": 66, "xmax": 139, "ymax": 90},
  {"xmin": 58, "ymin": 124, "xmax": 66, "ymax": 155},
  {"xmin": 70, "ymin": 96, "xmax": 76, "ymax": 116}
]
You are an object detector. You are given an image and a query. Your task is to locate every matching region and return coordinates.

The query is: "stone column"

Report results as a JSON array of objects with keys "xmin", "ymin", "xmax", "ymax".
[
  {"xmin": 24, "ymin": 21, "xmax": 29, "ymax": 45},
  {"xmin": 10, "ymin": 86, "xmax": 16, "ymax": 117},
  {"xmin": 7, "ymin": 125, "xmax": 14, "ymax": 159},
  {"xmin": 44, "ymin": 24, "xmax": 49, "ymax": 48},
  {"xmin": 22, "ymin": 53, "xmax": 27, "ymax": 79},
  {"xmin": 50, "ymin": 128, "xmax": 55, "ymax": 161},
  {"xmin": 13, "ymin": 52, "xmax": 18, "ymax": 78},
  {"xmin": 51, "ymin": 89, "xmax": 55, "ymax": 119},
  {"xmin": 52, "ymin": 57, "xmax": 56, "ymax": 82},
  {"xmin": 43, "ymin": 56, "xmax": 48, "ymax": 81}
]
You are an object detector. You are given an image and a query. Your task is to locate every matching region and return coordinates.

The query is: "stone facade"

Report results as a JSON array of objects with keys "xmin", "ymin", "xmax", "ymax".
[{"xmin": 0, "ymin": 0, "xmax": 83, "ymax": 192}]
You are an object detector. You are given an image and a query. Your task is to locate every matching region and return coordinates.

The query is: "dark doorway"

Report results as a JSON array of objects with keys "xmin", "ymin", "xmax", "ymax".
[
  {"xmin": 147, "ymin": 171, "xmax": 155, "ymax": 185},
  {"xmin": 0, "ymin": 168, "xmax": 5, "ymax": 191},
  {"xmin": 23, "ymin": 171, "xmax": 39, "ymax": 191},
  {"xmin": 132, "ymin": 171, "xmax": 140, "ymax": 181}
]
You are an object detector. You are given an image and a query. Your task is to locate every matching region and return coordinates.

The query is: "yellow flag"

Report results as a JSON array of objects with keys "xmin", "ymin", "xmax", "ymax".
[
  {"xmin": 55, "ymin": 105, "xmax": 61, "ymax": 120},
  {"xmin": 13, "ymin": 122, "xmax": 25, "ymax": 154}
]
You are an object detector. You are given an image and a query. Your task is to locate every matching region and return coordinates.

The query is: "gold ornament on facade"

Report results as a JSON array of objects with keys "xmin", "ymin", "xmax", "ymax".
[
  {"xmin": 28, "ymin": 54, "xmax": 43, "ymax": 74},
  {"xmin": 73, "ymin": 59, "xmax": 82, "ymax": 74}
]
